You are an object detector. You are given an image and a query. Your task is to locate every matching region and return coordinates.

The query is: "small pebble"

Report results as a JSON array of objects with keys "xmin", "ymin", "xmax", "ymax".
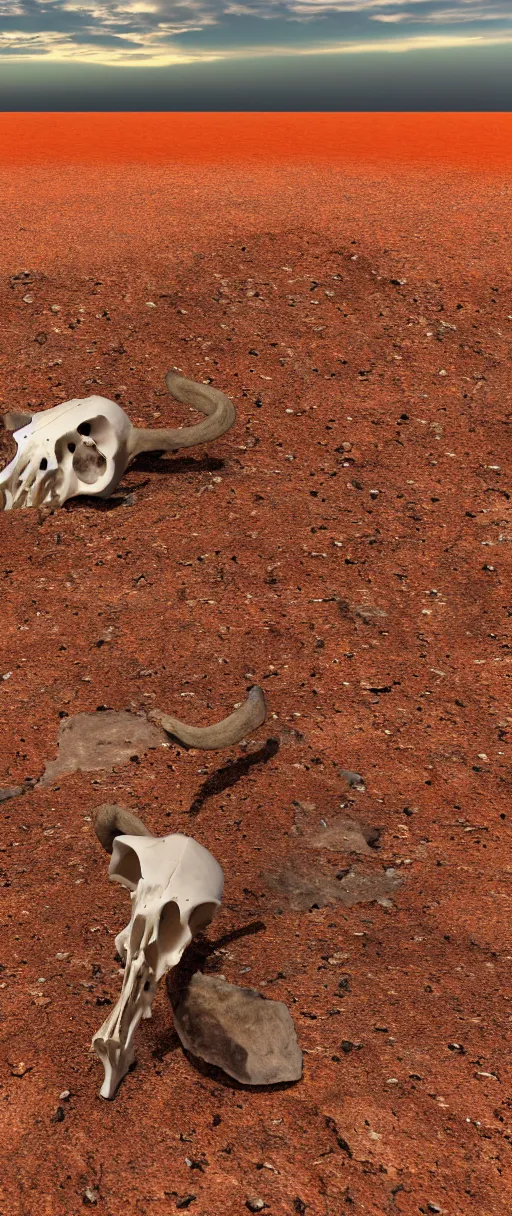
[
  {"xmin": 10, "ymin": 1061, "xmax": 31, "ymax": 1076},
  {"xmin": 246, "ymin": 1200, "xmax": 266, "ymax": 1213},
  {"xmin": 83, "ymin": 1188, "xmax": 98, "ymax": 1205},
  {"xmin": 339, "ymin": 769, "xmax": 364, "ymax": 789}
]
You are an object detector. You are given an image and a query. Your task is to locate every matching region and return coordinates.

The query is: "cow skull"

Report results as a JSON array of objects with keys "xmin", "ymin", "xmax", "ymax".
[
  {"xmin": 0, "ymin": 368, "xmax": 235, "ymax": 511},
  {"xmin": 92, "ymin": 829, "xmax": 224, "ymax": 1100},
  {"xmin": 91, "ymin": 685, "xmax": 267, "ymax": 1099}
]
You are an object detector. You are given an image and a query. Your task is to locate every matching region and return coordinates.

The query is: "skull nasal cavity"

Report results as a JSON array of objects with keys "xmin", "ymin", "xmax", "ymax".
[
  {"xmin": 157, "ymin": 900, "xmax": 184, "ymax": 956},
  {"xmin": 39, "ymin": 458, "xmax": 48, "ymax": 471}
]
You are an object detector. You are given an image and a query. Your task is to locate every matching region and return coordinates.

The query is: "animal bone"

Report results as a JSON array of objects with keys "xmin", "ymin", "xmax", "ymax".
[
  {"xmin": 0, "ymin": 369, "xmax": 235, "ymax": 510},
  {"xmin": 90, "ymin": 687, "xmax": 266, "ymax": 1098},
  {"xmin": 92, "ymin": 810, "xmax": 224, "ymax": 1100},
  {"xmin": 151, "ymin": 684, "xmax": 267, "ymax": 749}
]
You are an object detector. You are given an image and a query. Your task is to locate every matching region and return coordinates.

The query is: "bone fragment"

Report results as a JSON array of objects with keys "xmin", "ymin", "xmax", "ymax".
[
  {"xmin": 150, "ymin": 685, "xmax": 266, "ymax": 750},
  {"xmin": 0, "ymin": 368, "xmax": 236, "ymax": 511},
  {"xmin": 127, "ymin": 370, "xmax": 235, "ymax": 457},
  {"xmin": 91, "ymin": 832, "xmax": 224, "ymax": 1099}
]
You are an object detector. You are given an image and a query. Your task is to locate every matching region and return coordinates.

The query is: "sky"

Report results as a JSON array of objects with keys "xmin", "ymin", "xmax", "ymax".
[{"xmin": 0, "ymin": 0, "xmax": 511, "ymax": 108}]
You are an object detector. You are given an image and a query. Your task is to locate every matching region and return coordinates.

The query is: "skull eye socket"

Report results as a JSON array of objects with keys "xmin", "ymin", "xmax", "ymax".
[
  {"xmin": 77, "ymin": 422, "xmax": 91, "ymax": 436},
  {"xmin": 189, "ymin": 902, "xmax": 218, "ymax": 935},
  {"xmin": 72, "ymin": 442, "xmax": 107, "ymax": 484},
  {"xmin": 39, "ymin": 458, "xmax": 48, "ymax": 471},
  {"xmin": 110, "ymin": 842, "xmax": 142, "ymax": 890}
]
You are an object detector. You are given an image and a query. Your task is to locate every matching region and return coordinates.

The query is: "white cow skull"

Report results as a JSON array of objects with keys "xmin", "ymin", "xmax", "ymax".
[
  {"xmin": 90, "ymin": 684, "xmax": 267, "ymax": 1099},
  {"xmin": 92, "ymin": 831, "xmax": 224, "ymax": 1100},
  {"xmin": 0, "ymin": 369, "xmax": 235, "ymax": 511}
]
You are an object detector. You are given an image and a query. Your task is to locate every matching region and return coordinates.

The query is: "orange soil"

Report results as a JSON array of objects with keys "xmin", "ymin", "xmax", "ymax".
[
  {"xmin": 0, "ymin": 115, "xmax": 511, "ymax": 1216},
  {"xmin": 0, "ymin": 112, "xmax": 511, "ymax": 171}
]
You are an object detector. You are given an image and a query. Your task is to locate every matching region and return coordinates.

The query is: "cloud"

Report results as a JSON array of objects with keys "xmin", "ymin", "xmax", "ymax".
[
  {"xmin": 0, "ymin": 0, "xmax": 511, "ymax": 65},
  {"xmin": 372, "ymin": 4, "xmax": 512, "ymax": 20}
]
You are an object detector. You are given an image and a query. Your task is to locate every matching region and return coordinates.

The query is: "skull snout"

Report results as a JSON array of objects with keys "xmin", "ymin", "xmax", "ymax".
[{"xmin": 10, "ymin": 447, "xmax": 62, "ymax": 510}]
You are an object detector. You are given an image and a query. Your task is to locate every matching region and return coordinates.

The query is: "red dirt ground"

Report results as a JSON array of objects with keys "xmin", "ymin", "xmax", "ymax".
[{"xmin": 0, "ymin": 115, "xmax": 511, "ymax": 1216}]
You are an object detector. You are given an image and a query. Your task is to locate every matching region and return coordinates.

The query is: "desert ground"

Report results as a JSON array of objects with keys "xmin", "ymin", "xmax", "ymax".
[{"xmin": 0, "ymin": 114, "xmax": 511, "ymax": 1216}]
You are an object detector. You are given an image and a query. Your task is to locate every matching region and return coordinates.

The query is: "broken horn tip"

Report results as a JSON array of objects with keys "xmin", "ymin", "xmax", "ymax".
[{"xmin": 248, "ymin": 684, "xmax": 266, "ymax": 706}]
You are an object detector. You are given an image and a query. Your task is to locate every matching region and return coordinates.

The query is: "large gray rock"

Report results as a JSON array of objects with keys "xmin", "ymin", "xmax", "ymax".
[{"xmin": 172, "ymin": 973, "xmax": 302, "ymax": 1086}]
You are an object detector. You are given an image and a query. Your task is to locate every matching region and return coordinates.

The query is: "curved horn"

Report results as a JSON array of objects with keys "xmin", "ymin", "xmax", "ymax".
[
  {"xmin": 127, "ymin": 370, "xmax": 236, "ymax": 459},
  {"xmin": 3, "ymin": 410, "xmax": 33, "ymax": 432},
  {"xmin": 94, "ymin": 804, "xmax": 154, "ymax": 854},
  {"xmin": 150, "ymin": 685, "xmax": 266, "ymax": 750}
]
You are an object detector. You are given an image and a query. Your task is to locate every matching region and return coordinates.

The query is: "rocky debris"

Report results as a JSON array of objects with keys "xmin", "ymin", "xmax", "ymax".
[
  {"xmin": 172, "ymin": 972, "xmax": 303, "ymax": 1086},
  {"xmin": 0, "ymin": 785, "xmax": 25, "ymax": 803},
  {"xmin": 265, "ymin": 864, "xmax": 402, "ymax": 911},
  {"xmin": 9, "ymin": 1061, "xmax": 32, "ymax": 1077},
  {"xmin": 310, "ymin": 814, "xmax": 380, "ymax": 855},
  {"xmin": 339, "ymin": 768, "xmax": 365, "ymax": 789},
  {"xmin": 337, "ymin": 866, "xmax": 401, "ymax": 906},
  {"xmin": 38, "ymin": 710, "xmax": 166, "ymax": 787},
  {"xmin": 292, "ymin": 800, "xmax": 379, "ymax": 854}
]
